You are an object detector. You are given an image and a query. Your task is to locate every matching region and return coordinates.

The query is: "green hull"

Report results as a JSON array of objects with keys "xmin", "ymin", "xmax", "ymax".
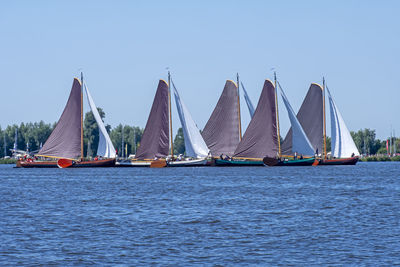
[
  {"xmin": 263, "ymin": 157, "xmax": 316, "ymax": 166},
  {"xmin": 215, "ymin": 159, "xmax": 264, "ymax": 166}
]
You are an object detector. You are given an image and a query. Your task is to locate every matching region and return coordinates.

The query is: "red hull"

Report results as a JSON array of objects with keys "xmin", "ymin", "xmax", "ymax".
[
  {"xmin": 17, "ymin": 158, "xmax": 115, "ymax": 168},
  {"xmin": 319, "ymin": 157, "xmax": 359, "ymax": 165}
]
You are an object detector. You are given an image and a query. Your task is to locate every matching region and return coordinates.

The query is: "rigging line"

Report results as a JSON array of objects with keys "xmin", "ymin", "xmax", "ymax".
[
  {"xmin": 170, "ymin": 78, "xmax": 177, "ymax": 91},
  {"xmin": 168, "ymin": 71, "xmax": 173, "ymax": 158},
  {"xmin": 274, "ymin": 72, "xmax": 281, "ymax": 157},
  {"xmin": 276, "ymin": 80, "xmax": 288, "ymax": 100},
  {"xmin": 323, "ymin": 78, "xmax": 327, "ymax": 159},
  {"xmin": 237, "ymin": 73, "xmax": 242, "ymax": 141}
]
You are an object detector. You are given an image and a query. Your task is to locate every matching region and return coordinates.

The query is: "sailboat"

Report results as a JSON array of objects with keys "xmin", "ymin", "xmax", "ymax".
[
  {"xmin": 216, "ymin": 79, "xmax": 278, "ymax": 166},
  {"xmin": 281, "ymin": 83, "xmax": 324, "ymax": 156},
  {"xmin": 319, "ymin": 79, "xmax": 359, "ymax": 165},
  {"xmin": 10, "ymin": 128, "xmax": 27, "ymax": 158},
  {"xmin": 17, "ymin": 74, "xmax": 116, "ymax": 168},
  {"xmin": 202, "ymin": 78, "xmax": 242, "ymax": 163},
  {"xmin": 166, "ymin": 73, "xmax": 211, "ymax": 167},
  {"xmin": 116, "ymin": 79, "xmax": 170, "ymax": 167},
  {"xmin": 263, "ymin": 73, "xmax": 317, "ymax": 166}
]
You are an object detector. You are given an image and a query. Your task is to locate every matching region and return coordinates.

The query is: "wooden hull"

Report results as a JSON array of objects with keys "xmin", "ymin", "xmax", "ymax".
[
  {"xmin": 150, "ymin": 159, "xmax": 167, "ymax": 168},
  {"xmin": 319, "ymin": 156, "xmax": 359, "ymax": 165},
  {"xmin": 215, "ymin": 158, "xmax": 264, "ymax": 166},
  {"xmin": 115, "ymin": 160, "xmax": 152, "ymax": 167},
  {"xmin": 17, "ymin": 158, "xmax": 115, "ymax": 168},
  {"xmin": 263, "ymin": 157, "xmax": 317, "ymax": 166},
  {"xmin": 167, "ymin": 158, "xmax": 210, "ymax": 167}
]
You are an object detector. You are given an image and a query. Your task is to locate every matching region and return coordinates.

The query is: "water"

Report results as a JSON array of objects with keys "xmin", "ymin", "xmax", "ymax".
[{"xmin": 0, "ymin": 163, "xmax": 399, "ymax": 265}]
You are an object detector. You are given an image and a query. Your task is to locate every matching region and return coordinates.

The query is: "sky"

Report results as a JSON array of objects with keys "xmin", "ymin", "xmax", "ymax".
[{"xmin": 1, "ymin": 0, "xmax": 399, "ymax": 139}]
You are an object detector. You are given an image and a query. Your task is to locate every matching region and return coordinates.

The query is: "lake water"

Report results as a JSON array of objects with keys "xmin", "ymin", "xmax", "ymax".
[{"xmin": 0, "ymin": 162, "xmax": 399, "ymax": 265}]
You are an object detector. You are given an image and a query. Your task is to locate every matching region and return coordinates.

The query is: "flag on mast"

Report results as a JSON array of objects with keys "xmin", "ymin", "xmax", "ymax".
[{"xmin": 386, "ymin": 139, "xmax": 389, "ymax": 155}]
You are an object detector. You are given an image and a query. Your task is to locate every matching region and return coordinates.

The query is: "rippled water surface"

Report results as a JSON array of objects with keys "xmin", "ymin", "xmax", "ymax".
[{"xmin": 1, "ymin": 163, "xmax": 400, "ymax": 265}]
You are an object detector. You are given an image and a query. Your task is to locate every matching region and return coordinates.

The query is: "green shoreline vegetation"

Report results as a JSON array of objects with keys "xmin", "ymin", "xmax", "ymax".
[
  {"xmin": 0, "ymin": 158, "xmax": 17, "ymax": 164},
  {"xmin": 0, "ymin": 108, "xmax": 397, "ymax": 163},
  {"xmin": 360, "ymin": 156, "xmax": 400, "ymax": 162}
]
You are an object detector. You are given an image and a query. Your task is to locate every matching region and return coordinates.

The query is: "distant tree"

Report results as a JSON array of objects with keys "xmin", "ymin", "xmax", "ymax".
[
  {"xmin": 376, "ymin": 145, "xmax": 387, "ymax": 155},
  {"xmin": 0, "ymin": 122, "xmax": 53, "ymax": 157},
  {"xmin": 30, "ymin": 121, "xmax": 53, "ymax": 151},
  {"xmin": 3, "ymin": 125, "xmax": 20, "ymax": 155},
  {"xmin": 173, "ymin": 127, "xmax": 185, "ymax": 155},
  {"xmin": 110, "ymin": 124, "xmax": 122, "ymax": 156},
  {"xmin": 325, "ymin": 136, "xmax": 331, "ymax": 153},
  {"xmin": 110, "ymin": 124, "xmax": 143, "ymax": 157},
  {"xmin": 351, "ymin": 129, "xmax": 381, "ymax": 155},
  {"xmin": 125, "ymin": 126, "xmax": 143, "ymax": 156}
]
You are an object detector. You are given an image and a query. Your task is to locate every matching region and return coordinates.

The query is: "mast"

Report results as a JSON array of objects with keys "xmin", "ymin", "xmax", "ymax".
[
  {"xmin": 121, "ymin": 126, "xmax": 124, "ymax": 158},
  {"xmin": 323, "ymin": 77, "xmax": 327, "ymax": 159},
  {"xmin": 168, "ymin": 71, "xmax": 174, "ymax": 158},
  {"xmin": 80, "ymin": 72, "xmax": 84, "ymax": 161},
  {"xmin": 133, "ymin": 128, "xmax": 136, "ymax": 155},
  {"xmin": 390, "ymin": 126, "xmax": 393, "ymax": 156},
  {"xmin": 3, "ymin": 133, "xmax": 6, "ymax": 157},
  {"xmin": 237, "ymin": 73, "xmax": 242, "ymax": 140},
  {"xmin": 394, "ymin": 129, "xmax": 396, "ymax": 155},
  {"xmin": 274, "ymin": 72, "xmax": 281, "ymax": 157}
]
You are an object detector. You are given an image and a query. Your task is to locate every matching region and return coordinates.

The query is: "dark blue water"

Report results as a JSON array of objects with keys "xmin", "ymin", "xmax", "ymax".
[{"xmin": 1, "ymin": 163, "xmax": 399, "ymax": 265}]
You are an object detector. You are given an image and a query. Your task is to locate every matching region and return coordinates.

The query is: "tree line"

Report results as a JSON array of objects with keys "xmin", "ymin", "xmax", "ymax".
[
  {"xmin": 351, "ymin": 128, "xmax": 397, "ymax": 155},
  {"xmin": 0, "ymin": 108, "xmax": 396, "ymax": 158}
]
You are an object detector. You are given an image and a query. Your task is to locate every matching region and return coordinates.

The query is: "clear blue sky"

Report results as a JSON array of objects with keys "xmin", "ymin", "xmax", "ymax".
[{"xmin": 1, "ymin": 0, "xmax": 399, "ymax": 139}]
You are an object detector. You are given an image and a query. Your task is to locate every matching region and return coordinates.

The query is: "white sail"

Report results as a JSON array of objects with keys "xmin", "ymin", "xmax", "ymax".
[
  {"xmin": 84, "ymin": 82, "xmax": 116, "ymax": 158},
  {"xmin": 327, "ymin": 88, "xmax": 359, "ymax": 158},
  {"xmin": 241, "ymin": 82, "xmax": 255, "ymax": 118},
  {"xmin": 278, "ymin": 85, "xmax": 315, "ymax": 156},
  {"xmin": 172, "ymin": 81, "xmax": 209, "ymax": 158}
]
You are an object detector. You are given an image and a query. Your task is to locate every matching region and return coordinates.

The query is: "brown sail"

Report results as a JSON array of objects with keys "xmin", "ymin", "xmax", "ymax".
[
  {"xmin": 202, "ymin": 80, "xmax": 240, "ymax": 157},
  {"xmin": 234, "ymin": 79, "xmax": 278, "ymax": 158},
  {"xmin": 37, "ymin": 78, "xmax": 82, "ymax": 159},
  {"xmin": 135, "ymin": 80, "xmax": 170, "ymax": 160},
  {"xmin": 281, "ymin": 83, "xmax": 323, "ymax": 155}
]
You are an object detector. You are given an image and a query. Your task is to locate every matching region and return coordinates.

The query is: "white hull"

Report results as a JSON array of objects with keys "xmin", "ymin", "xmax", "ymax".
[
  {"xmin": 115, "ymin": 160, "xmax": 151, "ymax": 167},
  {"xmin": 167, "ymin": 158, "xmax": 209, "ymax": 167}
]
